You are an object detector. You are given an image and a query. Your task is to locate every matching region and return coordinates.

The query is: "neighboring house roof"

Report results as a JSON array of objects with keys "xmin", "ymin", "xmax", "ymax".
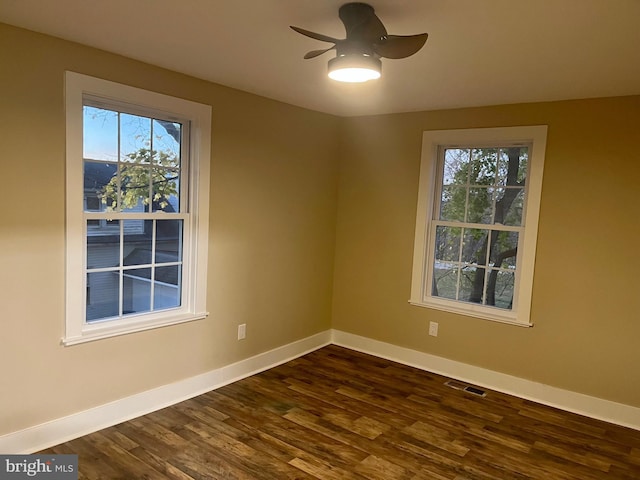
[{"xmin": 84, "ymin": 161, "xmax": 117, "ymax": 191}]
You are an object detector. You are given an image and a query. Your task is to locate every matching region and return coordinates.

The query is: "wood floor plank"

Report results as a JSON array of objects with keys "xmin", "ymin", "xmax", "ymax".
[
  {"xmin": 354, "ymin": 454, "xmax": 411, "ymax": 480},
  {"xmin": 39, "ymin": 345, "xmax": 640, "ymax": 479},
  {"xmin": 402, "ymin": 421, "xmax": 470, "ymax": 457},
  {"xmin": 288, "ymin": 456, "xmax": 365, "ymax": 480}
]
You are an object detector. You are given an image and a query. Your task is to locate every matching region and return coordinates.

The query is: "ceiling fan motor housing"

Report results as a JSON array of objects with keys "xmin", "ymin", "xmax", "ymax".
[{"xmin": 335, "ymin": 40, "xmax": 377, "ymax": 58}]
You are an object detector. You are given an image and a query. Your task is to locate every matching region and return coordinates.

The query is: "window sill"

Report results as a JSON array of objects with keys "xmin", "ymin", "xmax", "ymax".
[
  {"xmin": 408, "ymin": 299, "xmax": 532, "ymax": 327},
  {"xmin": 62, "ymin": 312, "xmax": 209, "ymax": 346}
]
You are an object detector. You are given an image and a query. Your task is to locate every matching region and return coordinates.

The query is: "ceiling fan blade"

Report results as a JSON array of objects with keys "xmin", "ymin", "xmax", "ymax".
[
  {"xmin": 290, "ymin": 26, "xmax": 340, "ymax": 44},
  {"xmin": 374, "ymin": 33, "xmax": 428, "ymax": 59},
  {"xmin": 304, "ymin": 46, "xmax": 336, "ymax": 59},
  {"xmin": 339, "ymin": 3, "xmax": 387, "ymax": 43}
]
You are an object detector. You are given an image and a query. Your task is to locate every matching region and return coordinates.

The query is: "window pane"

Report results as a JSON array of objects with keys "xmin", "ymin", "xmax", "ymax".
[
  {"xmin": 434, "ymin": 226, "xmax": 461, "ymax": 262},
  {"xmin": 87, "ymin": 225, "xmax": 120, "ymax": 269},
  {"xmin": 153, "ymin": 120, "xmax": 181, "ymax": 168},
  {"xmin": 83, "ymin": 106, "xmax": 118, "ymax": 161},
  {"xmin": 84, "ymin": 161, "xmax": 117, "ymax": 210},
  {"xmin": 156, "ymin": 220, "xmax": 183, "ymax": 263},
  {"xmin": 443, "ymin": 148, "xmax": 469, "ymax": 185},
  {"xmin": 439, "ymin": 185, "xmax": 466, "ymax": 221},
  {"xmin": 489, "ymin": 231, "xmax": 519, "ymax": 268},
  {"xmin": 123, "ymin": 220, "xmax": 152, "ymax": 266},
  {"xmin": 432, "ymin": 262, "xmax": 458, "ymax": 300},
  {"xmin": 459, "ymin": 265, "xmax": 485, "ymax": 304},
  {"xmin": 497, "ymin": 147, "xmax": 527, "ymax": 187},
  {"xmin": 517, "ymin": 149, "xmax": 528, "ymax": 184},
  {"xmin": 466, "ymin": 187, "xmax": 493, "ymax": 224},
  {"xmin": 461, "ymin": 228, "xmax": 489, "ymax": 265},
  {"xmin": 487, "ymin": 269, "xmax": 514, "ymax": 309},
  {"xmin": 120, "ymin": 113, "xmax": 151, "ymax": 162},
  {"xmin": 120, "ymin": 164, "xmax": 150, "ymax": 211},
  {"xmin": 85, "ymin": 196, "xmax": 101, "ymax": 212},
  {"xmin": 123, "ymin": 268, "xmax": 151, "ymax": 314},
  {"xmin": 495, "ymin": 188, "xmax": 525, "ymax": 226},
  {"xmin": 152, "ymin": 167, "xmax": 180, "ymax": 212},
  {"xmin": 123, "ymin": 218, "xmax": 146, "ymax": 236},
  {"xmin": 154, "ymin": 266, "xmax": 181, "ymax": 309},
  {"xmin": 86, "ymin": 271, "xmax": 119, "ymax": 321},
  {"xmin": 469, "ymin": 148, "xmax": 497, "ymax": 186}
]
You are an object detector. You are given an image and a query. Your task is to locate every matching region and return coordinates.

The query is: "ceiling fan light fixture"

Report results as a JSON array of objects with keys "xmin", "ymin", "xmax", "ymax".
[
  {"xmin": 327, "ymin": 54, "xmax": 381, "ymax": 83},
  {"xmin": 292, "ymin": 2, "xmax": 427, "ymax": 83}
]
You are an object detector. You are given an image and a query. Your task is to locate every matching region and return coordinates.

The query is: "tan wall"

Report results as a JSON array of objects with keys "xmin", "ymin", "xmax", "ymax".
[
  {"xmin": 332, "ymin": 96, "xmax": 640, "ymax": 407},
  {"xmin": 0, "ymin": 23, "xmax": 339, "ymax": 435}
]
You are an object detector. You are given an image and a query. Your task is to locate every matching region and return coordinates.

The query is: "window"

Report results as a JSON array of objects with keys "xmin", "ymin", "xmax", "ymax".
[
  {"xmin": 64, "ymin": 72, "xmax": 211, "ymax": 344},
  {"xmin": 410, "ymin": 126, "xmax": 547, "ymax": 326}
]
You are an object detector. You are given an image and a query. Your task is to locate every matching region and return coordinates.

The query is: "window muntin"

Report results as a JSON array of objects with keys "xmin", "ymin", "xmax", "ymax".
[
  {"xmin": 65, "ymin": 72, "xmax": 211, "ymax": 345},
  {"xmin": 410, "ymin": 127, "xmax": 547, "ymax": 326}
]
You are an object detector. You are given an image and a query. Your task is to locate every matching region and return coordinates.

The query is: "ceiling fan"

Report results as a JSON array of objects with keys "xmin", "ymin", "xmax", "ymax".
[{"xmin": 290, "ymin": 2, "xmax": 428, "ymax": 82}]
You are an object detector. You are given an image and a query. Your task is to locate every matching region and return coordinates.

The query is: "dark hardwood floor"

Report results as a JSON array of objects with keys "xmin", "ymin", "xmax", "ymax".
[{"xmin": 41, "ymin": 345, "xmax": 640, "ymax": 479}]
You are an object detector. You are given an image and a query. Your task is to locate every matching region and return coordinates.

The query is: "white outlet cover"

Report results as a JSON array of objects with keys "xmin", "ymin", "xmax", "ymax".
[
  {"xmin": 429, "ymin": 321, "xmax": 438, "ymax": 336},
  {"xmin": 238, "ymin": 324, "xmax": 246, "ymax": 340}
]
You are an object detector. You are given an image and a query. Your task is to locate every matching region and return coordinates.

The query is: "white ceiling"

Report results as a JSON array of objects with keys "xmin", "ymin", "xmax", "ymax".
[{"xmin": 1, "ymin": 0, "xmax": 639, "ymax": 117}]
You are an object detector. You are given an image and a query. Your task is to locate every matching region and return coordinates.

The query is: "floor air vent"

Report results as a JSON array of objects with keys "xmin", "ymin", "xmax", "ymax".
[{"xmin": 445, "ymin": 380, "xmax": 487, "ymax": 397}]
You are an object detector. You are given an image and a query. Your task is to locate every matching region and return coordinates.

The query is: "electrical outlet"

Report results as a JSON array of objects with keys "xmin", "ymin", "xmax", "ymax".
[
  {"xmin": 429, "ymin": 321, "xmax": 439, "ymax": 337},
  {"xmin": 237, "ymin": 323, "xmax": 246, "ymax": 340}
]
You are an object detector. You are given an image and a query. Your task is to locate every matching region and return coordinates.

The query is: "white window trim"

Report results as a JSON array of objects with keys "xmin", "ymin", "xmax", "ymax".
[
  {"xmin": 409, "ymin": 126, "xmax": 547, "ymax": 326},
  {"xmin": 64, "ymin": 71, "xmax": 211, "ymax": 345}
]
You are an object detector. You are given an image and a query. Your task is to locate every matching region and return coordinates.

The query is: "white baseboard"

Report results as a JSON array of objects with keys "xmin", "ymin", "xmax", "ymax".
[
  {"xmin": 4, "ymin": 328, "xmax": 638, "ymax": 454},
  {"xmin": 331, "ymin": 330, "xmax": 640, "ymax": 431},
  {"xmin": 0, "ymin": 330, "xmax": 331, "ymax": 454}
]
